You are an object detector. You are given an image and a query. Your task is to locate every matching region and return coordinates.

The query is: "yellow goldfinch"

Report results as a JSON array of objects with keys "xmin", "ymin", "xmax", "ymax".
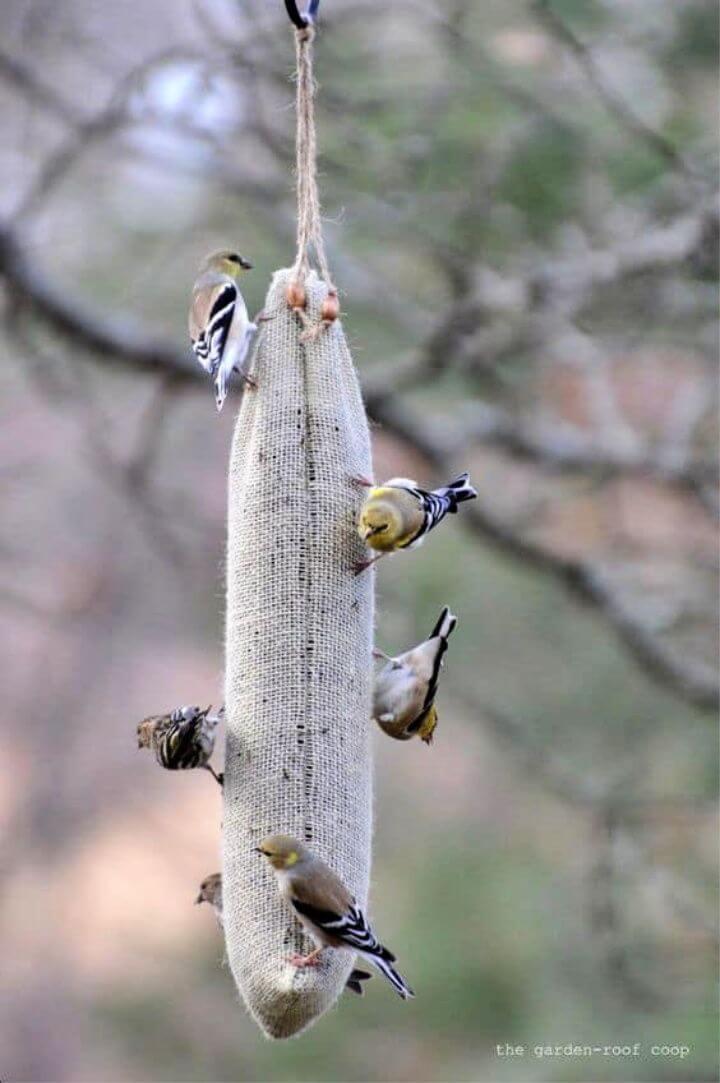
[
  {"xmin": 195, "ymin": 870, "xmax": 372, "ymax": 995},
  {"xmin": 355, "ymin": 472, "xmax": 477, "ymax": 572},
  {"xmin": 373, "ymin": 606, "xmax": 457, "ymax": 745},
  {"xmin": 189, "ymin": 250, "xmax": 256, "ymax": 411},
  {"xmin": 256, "ymin": 835, "xmax": 414, "ymax": 1000},
  {"xmin": 137, "ymin": 704, "xmax": 224, "ymax": 785}
]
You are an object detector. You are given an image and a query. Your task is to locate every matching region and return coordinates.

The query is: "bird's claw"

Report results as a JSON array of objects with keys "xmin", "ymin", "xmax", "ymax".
[
  {"xmin": 255, "ymin": 310, "xmax": 275, "ymax": 323},
  {"xmin": 349, "ymin": 474, "xmax": 373, "ymax": 487}
]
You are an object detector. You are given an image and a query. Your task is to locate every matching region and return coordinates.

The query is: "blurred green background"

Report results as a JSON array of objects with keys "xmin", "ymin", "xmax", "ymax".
[{"xmin": 0, "ymin": 1, "xmax": 717, "ymax": 1080}]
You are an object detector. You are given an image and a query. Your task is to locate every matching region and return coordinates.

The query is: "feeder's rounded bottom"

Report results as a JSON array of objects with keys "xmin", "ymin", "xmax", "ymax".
[{"xmin": 239, "ymin": 959, "xmax": 354, "ymax": 1039}]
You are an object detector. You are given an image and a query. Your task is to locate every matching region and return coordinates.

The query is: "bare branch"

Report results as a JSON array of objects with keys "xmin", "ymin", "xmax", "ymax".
[
  {"xmin": 0, "ymin": 226, "xmax": 196, "ymax": 385},
  {"xmin": 455, "ymin": 401, "xmax": 717, "ymax": 501},
  {"xmin": 533, "ymin": 0, "xmax": 703, "ymax": 185},
  {"xmin": 0, "ymin": 48, "xmax": 79, "ymax": 125}
]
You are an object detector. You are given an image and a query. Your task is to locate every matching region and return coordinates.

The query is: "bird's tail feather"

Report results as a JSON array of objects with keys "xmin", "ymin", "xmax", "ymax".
[
  {"xmin": 365, "ymin": 950, "xmax": 414, "ymax": 1000},
  {"xmin": 429, "ymin": 605, "xmax": 457, "ymax": 643},
  {"xmin": 436, "ymin": 472, "xmax": 477, "ymax": 511}
]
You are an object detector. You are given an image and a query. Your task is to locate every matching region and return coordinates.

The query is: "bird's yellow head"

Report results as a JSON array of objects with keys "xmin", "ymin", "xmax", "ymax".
[
  {"xmin": 195, "ymin": 872, "xmax": 222, "ymax": 906},
  {"xmin": 255, "ymin": 834, "xmax": 307, "ymax": 870},
  {"xmin": 136, "ymin": 717, "xmax": 158, "ymax": 749},
  {"xmin": 202, "ymin": 249, "xmax": 253, "ymax": 277},
  {"xmin": 358, "ymin": 493, "xmax": 404, "ymax": 552}
]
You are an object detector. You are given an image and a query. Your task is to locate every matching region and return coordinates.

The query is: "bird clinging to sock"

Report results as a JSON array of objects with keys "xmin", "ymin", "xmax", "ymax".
[
  {"xmin": 373, "ymin": 606, "xmax": 457, "ymax": 745},
  {"xmin": 256, "ymin": 835, "xmax": 414, "ymax": 1000},
  {"xmin": 189, "ymin": 250, "xmax": 257, "ymax": 411},
  {"xmin": 355, "ymin": 472, "xmax": 477, "ymax": 573},
  {"xmin": 137, "ymin": 704, "xmax": 224, "ymax": 785}
]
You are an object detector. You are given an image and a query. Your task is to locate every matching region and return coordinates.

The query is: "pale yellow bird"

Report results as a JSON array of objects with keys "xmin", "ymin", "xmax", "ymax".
[
  {"xmin": 256, "ymin": 835, "xmax": 414, "ymax": 999},
  {"xmin": 373, "ymin": 606, "xmax": 457, "ymax": 745},
  {"xmin": 189, "ymin": 249, "xmax": 256, "ymax": 411},
  {"xmin": 355, "ymin": 472, "xmax": 477, "ymax": 572},
  {"xmin": 195, "ymin": 870, "xmax": 372, "ymax": 995}
]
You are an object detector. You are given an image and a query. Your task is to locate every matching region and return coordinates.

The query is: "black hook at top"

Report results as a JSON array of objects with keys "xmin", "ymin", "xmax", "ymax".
[{"xmin": 285, "ymin": 0, "xmax": 320, "ymax": 30}]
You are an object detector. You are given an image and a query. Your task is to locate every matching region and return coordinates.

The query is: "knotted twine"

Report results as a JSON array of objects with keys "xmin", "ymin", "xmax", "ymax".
[
  {"xmin": 222, "ymin": 19, "xmax": 375, "ymax": 1039},
  {"xmin": 289, "ymin": 25, "xmax": 338, "ymax": 338}
]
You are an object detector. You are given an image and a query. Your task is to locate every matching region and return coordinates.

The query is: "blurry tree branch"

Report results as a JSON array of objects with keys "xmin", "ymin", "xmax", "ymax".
[
  {"xmin": 532, "ymin": 0, "xmax": 705, "ymax": 186},
  {"xmin": 455, "ymin": 402, "xmax": 717, "ymax": 500},
  {"xmin": 0, "ymin": 48, "xmax": 80, "ymax": 125}
]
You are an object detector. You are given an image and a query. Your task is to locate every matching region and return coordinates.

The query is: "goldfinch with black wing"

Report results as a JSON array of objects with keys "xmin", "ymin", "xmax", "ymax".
[
  {"xmin": 195, "ymin": 870, "xmax": 372, "ymax": 994},
  {"xmin": 355, "ymin": 472, "xmax": 477, "ymax": 572},
  {"xmin": 137, "ymin": 704, "xmax": 224, "ymax": 785},
  {"xmin": 189, "ymin": 250, "xmax": 257, "ymax": 411},
  {"xmin": 373, "ymin": 605, "xmax": 457, "ymax": 745},
  {"xmin": 256, "ymin": 835, "xmax": 414, "ymax": 1000}
]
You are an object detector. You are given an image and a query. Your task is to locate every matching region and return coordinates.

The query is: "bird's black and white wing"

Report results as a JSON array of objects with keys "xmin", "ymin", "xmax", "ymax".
[
  {"xmin": 291, "ymin": 897, "xmax": 414, "ymax": 999},
  {"xmin": 190, "ymin": 281, "xmax": 238, "ymax": 376},
  {"xmin": 387, "ymin": 472, "xmax": 477, "ymax": 541}
]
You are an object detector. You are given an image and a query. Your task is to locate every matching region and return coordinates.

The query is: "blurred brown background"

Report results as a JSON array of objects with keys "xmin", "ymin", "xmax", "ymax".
[{"xmin": 0, "ymin": 0, "xmax": 717, "ymax": 1080}]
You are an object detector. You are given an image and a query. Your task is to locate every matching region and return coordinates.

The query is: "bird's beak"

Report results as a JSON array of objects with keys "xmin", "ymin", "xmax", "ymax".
[
  {"xmin": 253, "ymin": 847, "xmax": 263, "ymax": 854},
  {"xmin": 240, "ymin": 258, "xmax": 253, "ymax": 270},
  {"xmin": 195, "ymin": 893, "xmax": 203, "ymax": 905}
]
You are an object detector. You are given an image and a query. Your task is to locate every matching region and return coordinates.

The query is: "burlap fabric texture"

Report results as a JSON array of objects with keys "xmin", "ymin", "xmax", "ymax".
[{"xmin": 223, "ymin": 268, "xmax": 375, "ymax": 1038}]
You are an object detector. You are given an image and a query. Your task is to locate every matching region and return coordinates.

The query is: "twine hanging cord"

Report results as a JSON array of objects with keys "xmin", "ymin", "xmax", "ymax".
[{"xmin": 288, "ymin": 24, "xmax": 340, "ymax": 337}]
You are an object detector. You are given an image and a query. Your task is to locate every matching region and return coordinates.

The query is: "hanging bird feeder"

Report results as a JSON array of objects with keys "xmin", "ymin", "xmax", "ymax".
[{"xmin": 222, "ymin": 3, "xmax": 376, "ymax": 1038}]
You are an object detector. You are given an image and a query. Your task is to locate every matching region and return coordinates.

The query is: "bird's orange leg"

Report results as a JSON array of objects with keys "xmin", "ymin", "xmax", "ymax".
[
  {"xmin": 349, "ymin": 474, "xmax": 373, "ymax": 487},
  {"xmin": 287, "ymin": 947, "xmax": 324, "ymax": 968}
]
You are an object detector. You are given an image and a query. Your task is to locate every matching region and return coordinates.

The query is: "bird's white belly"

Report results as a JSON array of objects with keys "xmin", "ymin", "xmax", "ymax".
[{"xmin": 373, "ymin": 665, "xmax": 416, "ymax": 723}]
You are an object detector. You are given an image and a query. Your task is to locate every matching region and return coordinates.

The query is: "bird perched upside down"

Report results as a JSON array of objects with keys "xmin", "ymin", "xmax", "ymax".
[
  {"xmin": 189, "ymin": 249, "xmax": 257, "ymax": 412},
  {"xmin": 373, "ymin": 606, "xmax": 457, "ymax": 745},
  {"xmin": 355, "ymin": 472, "xmax": 477, "ymax": 573},
  {"xmin": 137, "ymin": 704, "xmax": 224, "ymax": 785},
  {"xmin": 256, "ymin": 835, "xmax": 414, "ymax": 1000},
  {"xmin": 194, "ymin": 871, "xmax": 372, "ymax": 996}
]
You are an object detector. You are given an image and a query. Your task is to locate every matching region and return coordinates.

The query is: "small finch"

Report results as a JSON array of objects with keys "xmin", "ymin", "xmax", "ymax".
[
  {"xmin": 256, "ymin": 835, "xmax": 414, "ymax": 1000},
  {"xmin": 194, "ymin": 871, "xmax": 372, "ymax": 995},
  {"xmin": 195, "ymin": 872, "xmax": 224, "ymax": 928},
  {"xmin": 137, "ymin": 704, "xmax": 224, "ymax": 785},
  {"xmin": 373, "ymin": 606, "xmax": 457, "ymax": 745},
  {"xmin": 355, "ymin": 472, "xmax": 477, "ymax": 572},
  {"xmin": 189, "ymin": 249, "xmax": 257, "ymax": 411}
]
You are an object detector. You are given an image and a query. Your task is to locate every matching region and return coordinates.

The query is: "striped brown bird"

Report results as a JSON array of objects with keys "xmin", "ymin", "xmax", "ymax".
[{"xmin": 137, "ymin": 704, "xmax": 224, "ymax": 785}]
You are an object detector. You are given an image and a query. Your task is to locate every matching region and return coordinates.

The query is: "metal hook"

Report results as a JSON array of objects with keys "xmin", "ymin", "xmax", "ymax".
[{"xmin": 285, "ymin": 0, "xmax": 320, "ymax": 30}]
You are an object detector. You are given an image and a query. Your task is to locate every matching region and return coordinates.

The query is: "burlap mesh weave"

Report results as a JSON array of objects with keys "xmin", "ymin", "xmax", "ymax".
[{"xmin": 223, "ymin": 269, "xmax": 374, "ymax": 1038}]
